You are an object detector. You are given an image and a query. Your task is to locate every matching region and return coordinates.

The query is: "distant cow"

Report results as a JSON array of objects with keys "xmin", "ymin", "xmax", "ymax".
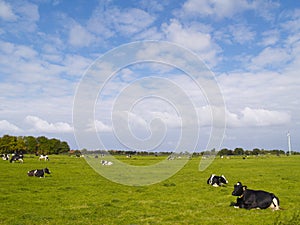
[
  {"xmin": 101, "ymin": 160, "xmax": 113, "ymax": 166},
  {"xmin": 39, "ymin": 155, "xmax": 49, "ymax": 161},
  {"xmin": 27, "ymin": 168, "xmax": 51, "ymax": 178},
  {"xmin": 232, "ymin": 182, "xmax": 280, "ymax": 210},
  {"xmin": 10, "ymin": 154, "xmax": 23, "ymax": 163},
  {"xmin": 207, "ymin": 174, "xmax": 228, "ymax": 187},
  {"xmin": 2, "ymin": 154, "xmax": 9, "ymax": 160}
]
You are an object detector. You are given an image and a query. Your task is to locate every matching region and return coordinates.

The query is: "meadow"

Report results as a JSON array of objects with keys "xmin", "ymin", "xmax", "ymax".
[{"xmin": 0, "ymin": 154, "xmax": 299, "ymax": 225}]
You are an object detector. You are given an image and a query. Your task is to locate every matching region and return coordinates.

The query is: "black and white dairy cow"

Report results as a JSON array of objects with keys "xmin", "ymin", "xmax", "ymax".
[
  {"xmin": 39, "ymin": 154, "xmax": 49, "ymax": 161},
  {"xmin": 27, "ymin": 168, "xmax": 51, "ymax": 178},
  {"xmin": 2, "ymin": 154, "xmax": 9, "ymax": 160},
  {"xmin": 207, "ymin": 174, "xmax": 228, "ymax": 187},
  {"xmin": 10, "ymin": 154, "xmax": 23, "ymax": 163},
  {"xmin": 232, "ymin": 182, "xmax": 280, "ymax": 210},
  {"xmin": 101, "ymin": 160, "xmax": 113, "ymax": 166}
]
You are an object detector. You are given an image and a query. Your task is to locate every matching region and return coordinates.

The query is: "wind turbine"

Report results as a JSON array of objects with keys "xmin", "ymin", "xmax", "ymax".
[{"xmin": 287, "ymin": 131, "xmax": 292, "ymax": 156}]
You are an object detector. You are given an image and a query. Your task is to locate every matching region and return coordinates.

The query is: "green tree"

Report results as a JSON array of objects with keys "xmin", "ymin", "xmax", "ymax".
[
  {"xmin": 36, "ymin": 136, "xmax": 51, "ymax": 154},
  {"xmin": 59, "ymin": 141, "xmax": 70, "ymax": 154},
  {"xmin": 252, "ymin": 148, "xmax": 261, "ymax": 155},
  {"xmin": 16, "ymin": 136, "xmax": 26, "ymax": 152},
  {"xmin": 49, "ymin": 138, "xmax": 61, "ymax": 154},
  {"xmin": 24, "ymin": 136, "xmax": 38, "ymax": 154},
  {"xmin": 234, "ymin": 147, "xmax": 244, "ymax": 155},
  {"xmin": 0, "ymin": 135, "xmax": 71, "ymax": 155},
  {"xmin": 0, "ymin": 135, "xmax": 17, "ymax": 153}
]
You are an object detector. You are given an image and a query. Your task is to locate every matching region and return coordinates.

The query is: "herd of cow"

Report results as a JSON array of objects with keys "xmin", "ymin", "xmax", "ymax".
[
  {"xmin": 207, "ymin": 174, "xmax": 280, "ymax": 210},
  {"xmin": 2, "ymin": 153, "xmax": 51, "ymax": 178},
  {"xmin": 2, "ymin": 153, "xmax": 281, "ymax": 210}
]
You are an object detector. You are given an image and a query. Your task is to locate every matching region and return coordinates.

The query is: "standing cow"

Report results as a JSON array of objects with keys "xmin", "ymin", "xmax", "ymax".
[
  {"xmin": 39, "ymin": 155, "xmax": 49, "ymax": 161},
  {"xmin": 232, "ymin": 182, "xmax": 280, "ymax": 210}
]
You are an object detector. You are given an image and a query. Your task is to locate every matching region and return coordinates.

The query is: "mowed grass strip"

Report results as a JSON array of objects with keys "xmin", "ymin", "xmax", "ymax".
[{"xmin": 0, "ymin": 154, "xmax": 299, "ymax": 225}]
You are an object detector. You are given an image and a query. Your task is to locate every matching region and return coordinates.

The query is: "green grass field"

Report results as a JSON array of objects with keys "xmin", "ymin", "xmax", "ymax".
[{"xmin": 0, "ymin": 154, "xmax": 299, "ymax": 225}]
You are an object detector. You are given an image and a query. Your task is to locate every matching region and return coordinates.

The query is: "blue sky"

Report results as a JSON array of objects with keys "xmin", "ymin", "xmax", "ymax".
[{"xmin": 0, "ymin": 0, "xmax": 300, "ymax": 152}]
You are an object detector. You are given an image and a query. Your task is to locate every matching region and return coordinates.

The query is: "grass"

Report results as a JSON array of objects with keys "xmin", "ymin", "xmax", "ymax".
[{"xmin": 0, "ymin": 154, "xmax": 299, "ymax": 224}]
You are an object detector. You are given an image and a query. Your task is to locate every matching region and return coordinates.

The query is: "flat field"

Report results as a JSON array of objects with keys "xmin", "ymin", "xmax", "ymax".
[{"xmin": 0, "ymin": 154, "xmax": 299, "ymax": 225}]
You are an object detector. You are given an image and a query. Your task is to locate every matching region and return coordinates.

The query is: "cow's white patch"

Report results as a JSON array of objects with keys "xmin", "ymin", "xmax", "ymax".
[
  {"xmin": 221, "ymin": 175, "xmax": 228, "ymax": 184},
  {"xmin": 208, "ymin": 174, "xmax": 215, "ymax": 185},
  {"xmin": 270, "ymin": 198, "xmax": 280, "ymax": 210}
]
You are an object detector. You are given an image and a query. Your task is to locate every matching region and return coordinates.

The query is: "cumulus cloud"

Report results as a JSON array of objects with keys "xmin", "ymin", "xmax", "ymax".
[
  {"xmin": 180, "ymin": 0, "xmax": 279, "ymax": 21},
  {"xmin": 25, "ymin": 116, "xmax": 73, "ymax": 133},
  {"xmin": 0, "ymin": 0, "xmax": 17, "ymax": 21},
  {"xmin": 228, "ymin": 24, "xmax": 256, "ymax": 44},
  {"xmin": 69, "ymin": 23, "xmax": 97, "ymax": 47},
  {"xmin": 226, "ymin": 107, "xmax": 291, "ymax": 128},
  {"xmin": 249, "ymin": 47, "xmax": 291, "ymax": 70},
  {"xmin": 181, "ymin": 0, "xmax": 252, "ymax": 19},
  {"xmin": 161, "ymin": 19, "xmax": 219, "ymax": 65},
  {"xmin": 0, "ymin": 120, "xmax": 22, "ymax": 132},
  {"xmin": 260, "ymin": 29, "xmax": 280, "ymax": 46},
  {"xmin": 87, "ymin": 5, "xmax": 155, "ymax": 39},
  {"xmin": 0, "ymin": 1, "xmax": 40, "ymax": 33},
  {"xmin": 90, "ymin": 120, "xmax": 112, "ymax": 132},
  {"xmin": 111, "ymin": 8, "xmax": 155, "ymax": 36}
]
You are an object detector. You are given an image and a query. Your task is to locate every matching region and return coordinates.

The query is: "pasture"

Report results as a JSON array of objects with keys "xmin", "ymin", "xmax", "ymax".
[{"xmin": 0, "ymin": 154, "xmax": 299, "ymax": 225}]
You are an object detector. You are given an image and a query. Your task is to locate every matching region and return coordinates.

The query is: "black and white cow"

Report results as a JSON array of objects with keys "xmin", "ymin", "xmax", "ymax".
[
  {"xmin": 207, "ymin": 174, "xmax": 228, "ymax": 187},
  {"xmin": 27, "ymin": 168, "xmax": 51, "ymax": 178},
  {"xmin": 10, "ymin": 154, "xmax": 23, "ymax": 163},
  {"xmin": 232, "ymin": 182, "xmax": 280, "ymax": 210},
  {"xmin": 101, "ymin": 160, "xmax": 113, "ymax": 166},
  {"xmin": 2, "ymin": 154, "xmax": 9, "ymax": 160},
  {"xmin": 39, "ymin": 154, "xmax": 49, "ymax": 161}
]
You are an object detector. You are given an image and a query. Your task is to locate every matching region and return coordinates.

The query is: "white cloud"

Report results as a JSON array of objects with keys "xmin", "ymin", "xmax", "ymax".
[
  {"xmin": 181, "ymin": 0, "xmax": 252, "ymax": 19},
  {"xmin": 226, "ymin": 107, "xmax": 291, "ymax": 128},
  {"xmin": 250, "ymin": 47, "xmax": 291, "ymax": 70},
  {"xmin": 2, "ymin": 1, "xmax": 40, "ymax": 33},
  {"xmin": 15, "ymin": 1, "xmax": 39, "ymax": 23},
  {"xmin": 180, "ymin": 0, "xmax": 279, "ymax": 21},
  {"xmin": 0, "ymin": 120, "xmax": 22, "ymax": 132},
  {"xmin": 69, "ymin": 23, "xmax": 97, "ymax": 47},
  {"xmin": 0, "ymin": 0, "xmax": 17, "ymax": 21},
  {"xmin": 112, "ymin": 8, "xmax": 155, "ymax": 36},
  {"xmin": 90, "ymin": 120, "xmax": 112, "ymax": 132},
  {"xmin": 161, "ymin": 19, "xmax": 219, "ymax": 65},
  {"xmin": 25, "ymin": 116, "xmax": 73, "ymax": 133},
  {"xmin": 228, "ymin": 24, "xmax": 256, "ymax": 44},
  {"xmin": 260, "ymin": 29, "xmax": 280, "ymax": 46},
  {"xmin": 87, "ymin": 5, "xmax": 154, "ymax": 39}
]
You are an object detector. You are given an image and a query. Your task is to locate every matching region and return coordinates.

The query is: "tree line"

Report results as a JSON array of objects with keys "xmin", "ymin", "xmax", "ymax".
[
  {"xmin": 0, "ymin": 134, "xmax": 70, "ymax": 155},
  {"xmin": 211, "ymin": 147, "xmax": 298, "ymax": 156},
  {"xmin": 80, "ymin": 147, "xmax": 298, "ymax": 156}
]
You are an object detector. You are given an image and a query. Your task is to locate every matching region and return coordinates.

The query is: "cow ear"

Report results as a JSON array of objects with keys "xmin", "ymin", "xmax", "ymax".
[{"xmin": 243, "ymin": 186, "xmax": 247, "ymax": 190}]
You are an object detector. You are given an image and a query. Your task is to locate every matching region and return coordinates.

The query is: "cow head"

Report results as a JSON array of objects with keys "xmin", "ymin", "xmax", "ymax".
[
  {"xmin": 232, "ymin": 182, "xmax": 247, "ymax": 196},
  {"xmin": 44, "ymin": 168, "xmax": 51, "ymax": 174},
  {"xmin": 220, "ymin": 175, "xmax": 228, "ymax": 184}
]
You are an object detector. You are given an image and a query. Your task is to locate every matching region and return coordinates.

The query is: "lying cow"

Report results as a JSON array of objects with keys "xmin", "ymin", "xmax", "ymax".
[
  {"xmin": 2, "ymin": 154, "xmax": 9, "ymax": 160},
  {"xmin": 101, "ymin": 160, "xmax": 113, "ymax": 166},
  {"xmin": 207, "ymin": 174, "xmax": 228, "ymax": 187},
  {"xmin": 27, "ymin": 168, "xmax": 51, "ymax": 178},
  {"xmin": 232, "ymin": 182, "xmax": 280, "ymax": 210},
  {"xmin": 10, "ymin": 154, "xmax": 23, "ymax": 163}
]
